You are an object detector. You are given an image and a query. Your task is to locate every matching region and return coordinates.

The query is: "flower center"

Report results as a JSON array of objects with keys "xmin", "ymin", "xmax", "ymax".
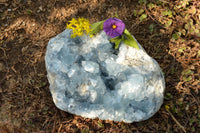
[{"xmin": 112, "ymin": 24, "xmax": 117, "ymax": 29}]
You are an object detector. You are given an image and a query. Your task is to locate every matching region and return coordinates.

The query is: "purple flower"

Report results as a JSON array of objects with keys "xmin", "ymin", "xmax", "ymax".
[{"xmin": 103, "ymin": 18, "xmax": 125, "ymax": 38}]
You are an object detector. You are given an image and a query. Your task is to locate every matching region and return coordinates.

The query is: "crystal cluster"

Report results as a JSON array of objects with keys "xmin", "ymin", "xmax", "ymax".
[{"xmin": 45, "ymin": 29, "xmax": 165, "ymax": 122}]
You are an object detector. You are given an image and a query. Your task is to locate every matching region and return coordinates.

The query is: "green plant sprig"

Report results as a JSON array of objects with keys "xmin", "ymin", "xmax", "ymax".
[{"xmin": 89, "ymin": 18, "xmax": 140, "ymax": 50}]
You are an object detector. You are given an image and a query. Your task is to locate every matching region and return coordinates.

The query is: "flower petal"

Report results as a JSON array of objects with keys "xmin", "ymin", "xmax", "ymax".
[{"xmin": 103, "ymin": 18, "xmax": 125, "ymax": 38}]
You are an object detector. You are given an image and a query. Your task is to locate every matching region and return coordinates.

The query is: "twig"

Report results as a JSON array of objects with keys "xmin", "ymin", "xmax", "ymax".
[
  {"xmin": 167, "ymin": 110, "xmax": 186, "ymax": 133},
  {"xmin": 190, "ymin": 92, "xmax": 200, "ymax": 113},
  {"xmin": 0, "ymin": 46, "xmax": 8, "ymax": 59},
  {"xmin": 51, "ymin": 121, "xmax": 56, "ymax": 133},
  {"xmin": 87, "ymin": 5, "xmax": 92, "ymax": 16},
  {"xmin": 58, "ymin": 124, "xmax": 62, "ymax": 133}
]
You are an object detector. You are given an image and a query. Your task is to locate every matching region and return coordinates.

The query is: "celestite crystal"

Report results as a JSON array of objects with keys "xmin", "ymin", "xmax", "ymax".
[{"xmin": 45, "ymin": 29, "xmax": 165, "ymax": 122}]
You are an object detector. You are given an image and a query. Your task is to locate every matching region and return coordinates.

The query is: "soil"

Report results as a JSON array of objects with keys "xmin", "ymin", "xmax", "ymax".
[{"xmin": 0, "ymin": 0, "xmax": 199, "ymax": 132}]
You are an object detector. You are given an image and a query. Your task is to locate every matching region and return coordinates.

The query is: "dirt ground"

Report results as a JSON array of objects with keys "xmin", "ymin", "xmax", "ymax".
[{"xmin": 0, "ymin": 0, "xmax": 199, "ymax": 132}]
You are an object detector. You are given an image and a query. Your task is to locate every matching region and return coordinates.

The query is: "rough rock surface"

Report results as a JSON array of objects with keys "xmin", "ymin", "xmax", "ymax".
[{"xmin": 45, "ymin": 29, "xmax": 165, "ymax": 123}]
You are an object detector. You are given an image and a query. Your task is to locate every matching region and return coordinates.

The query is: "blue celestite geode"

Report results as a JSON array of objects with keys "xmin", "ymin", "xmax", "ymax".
[{"xmin": 45, "ymin": 29, "xmax": 165, "ymax": 123}]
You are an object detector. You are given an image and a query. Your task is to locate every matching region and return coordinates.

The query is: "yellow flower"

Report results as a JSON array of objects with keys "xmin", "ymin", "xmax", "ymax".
[
  {"xmin": 165, "ymin": 105, "xmax": 170, "ymax": 110},
  {"xmin": 69, "ymin": 18, "xmax": 77, "ymax": 24},
  {"xmin": 86, "ymin": 28, "xmax": 90, "ymax": 34},
  {"xmin": 90, "ymin": 34, "xmax": 93, "ymax": 38},
  {"xmin": 66, "ymin": 18, "xmax": 91, "ymax": 38},
  {"xmin": 66, "ymin": 24, "xmax": 72, "ymax": 29}
]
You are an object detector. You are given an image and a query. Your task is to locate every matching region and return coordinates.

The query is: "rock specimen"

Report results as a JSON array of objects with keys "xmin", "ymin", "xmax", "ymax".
[{"xmin": 45, "ymin": 29, "xmax": 165, "ymax": 123}]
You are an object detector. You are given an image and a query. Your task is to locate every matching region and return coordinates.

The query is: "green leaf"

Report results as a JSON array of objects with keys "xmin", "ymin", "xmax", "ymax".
[
  {"xmin": 182, "ymin": 69, "xmax": 193, "ymax": 75},
  {"xmin": 139, "ymin": 14, "xmax": 147, "ymax": 21},
  {"xmin": 149, "ymin": 23, "xmax": 154, "ymax": 34},
  {"xmin": 190, "ymin": 6, "xmax": 196, "ymax": 15},
  {"xmin": 162, "ymin": 10, "xmax": 173, "ymax": 17},
  {"xmin": 138, "ymin": 9, "xmax": 144, "ymax": 15},
  {"xmin": 178, "ymin": 49, "xmax": 183, "ymax": 52},
  {"xmin": 113, "ymin": 12, "xmax": 119, "ymax": 18},
  {"xmin": 110, "ymin": 36, "xmax": 122, "ymax": 49},
  {"xmin": 194, "ymin": 29, "xmax": 199, "ymax": 34},
  {"xmin": 198, "ymin": 50, "xmax": 200, "ymax": 56},
  {"xmin": 166, "ymin": 93, "xmax": 173, "ymax": 98},
  {"xmin": 98, "ymin": 122, "xmax": 104, "ymax": 128},
  {"xmin": 90, "ymin": 20, "xmax": 105, "ymax": 36},
  {"xmin": 123, "ymin": 29, "xmax": 140, "ymax": 49},
  {"xmin": 172, "ymin": 33, "xmax": 179, "ymax": 40},
  {"xmin": 191, "ymin": 126, "xmax": 195, "ymax": 132},
  {"xmin": 147, "ymin": 3, "xmax": 155, "ymax": 9},
  {"xmin": 188, "ymin": 19, "xmax": 193, "ymax": 25},
  {"xmin": 27, "ymin": 9, "xmax": 32, "ymax": 14},
  {"xmin": 183, "ymin": 76, "xmax": 192, "ymax": 82},
  {"xmin": 165, "ymin": 19, "xmax": 172, "ymax": 28},
  {"xmin": 178, "ymin": 47, "xmax": 186, "ymax": 52},
  {"xmin": 133, "ymin": 10, "xmax": 137, "ymax": 16},
  {"xmin": 81, "ymin": 128, "xmax": 89, "ymax": 133},
  {"xmin": 184, "ymin": 24, "xmax": 189, "ymax": 30}
]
